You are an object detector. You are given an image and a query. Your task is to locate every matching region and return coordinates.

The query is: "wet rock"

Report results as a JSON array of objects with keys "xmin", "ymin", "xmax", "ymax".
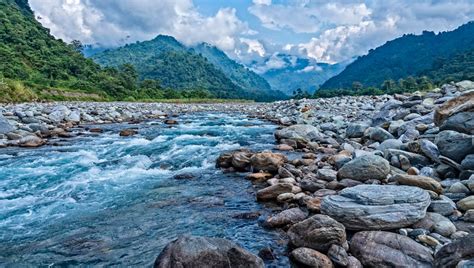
[
  {"xmin": 392, "ymin": 174, "xmax": 443, "ymax": 194},
  {"xmin": 246, "ymin": 172, "xmax": 272, "ymax": 183},
  {"xmin": 290, "ymin": 248, "xmax": 334, "ymax": 268},
  {"xmin": 287, "ymin": 214, "xmax": 346, "ymax": 252},
  {"xmin": 350, "ymin": 231, "xmax": 434, "ymax": 267},
  {"xmin": 337, "ymin": 155, "xmax": 390, "ymax": 182},
  {"xmin": 154, "ymin": 236, "xmax": 264, "ymax": 268},
  {"xmin": 164, "ymin": 119, "xmax": 178, "ymax": 125},
  {"xmin": 264, "ymin": 208, "xmax": 307, "ymax": 228},
  {"xmin": 321, "ymin": 185, "xmax": 430, "ymax": 230},
  {"xmin": 232, "ymin": 151, "xmax": 253, "ymax": 171},
  {"xmin": 18, "ymin": 135, "xmax": 45, "ymax": 147},
  {"xmin": 435, "ymin": 130, "xmax": 474, "ymax": 163},
  {"xmin": 119, "ymin": 129, "xmax": 138, "ymax": 136},
  {"xmin": 256, "ymin": 183, "xmax": 293, "ymax": 201},
  {"xmin": 434, "ymin": 234, "xmax": 474, "ymax": 268},
  {"xmin": 250, "ymin": 152, "xmax": 287, "ymax": 173},
  {"xmin": 257, "ymin": 247, "xmax": 276, "ymax": 261}
]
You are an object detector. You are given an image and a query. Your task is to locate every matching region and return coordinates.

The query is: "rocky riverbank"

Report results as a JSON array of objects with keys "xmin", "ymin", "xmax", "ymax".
[
  {"xmin": 211, "ymin": 80, "xmax": 474, "ymax": 267},
  {"xmin": 1, "ymin": 81, "xmax": 473, "ymax": 267}
]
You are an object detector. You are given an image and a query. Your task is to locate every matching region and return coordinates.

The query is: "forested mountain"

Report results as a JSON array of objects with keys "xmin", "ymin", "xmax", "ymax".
[
  {"xmin": 192, "ymin": 43, "xmax": 276, "ymax": 96},
  {"xmin": 92, "ymin": 36, "xmax": 284, "ymax": 101},
  {"xmin": 0, "ymin": 0, "xmax": 174, "ymax": 101},
  {"xmin": 259, "ymin": 55, "xmax": 347, "ymax": 95},
  {"xmin": 321, "ymin": 22, "xmax": 474, "ymax": 90}
]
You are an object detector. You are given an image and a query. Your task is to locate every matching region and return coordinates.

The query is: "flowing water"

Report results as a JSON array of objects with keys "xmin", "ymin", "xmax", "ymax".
[{"xmin": 0, "ymin": 113, "xmax": 288, "ymax": 266}]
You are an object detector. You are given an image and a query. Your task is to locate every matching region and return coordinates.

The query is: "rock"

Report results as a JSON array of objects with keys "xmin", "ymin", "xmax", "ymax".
[
  {"xmin": 257, "ymin": 247, "xmax": 275, "ymax": 261},
  {"xmin": 432, "ymin": 215, "xmax": 456, "ymax": 237},
  {"xmin": 304, "ymin": 197, "xmax": 322, "ymax": 212},
  {"xmin": 435, "ymin": 130, "xmax": 474, "ymax": 163},
  {"xmin": 231, "ymin": 151, "xmax": 252, "ymax": 171},
  {"xmin": 66, "ymin": 110, "xmax": 81, "ymax": 123},
  {"xmin": 448, "ymin": 182, "xmax": 470, "ymax": 194},
  {"xmin": 18, "ymin": 135, "xmax": 45, "ymax": 147},
  {"xmin": 48, "ymin": 106, "xmax": 70, "ymax": 122},
  {"xmin": 347, "ymin": 256, "xmax": 363, "ymax": 268},
  {"xmin": 287, "ymin": 215, "xmax": 346, "ymax": 252},
  {"xmin": 275, "ymin": 124, "xmax": 322, "ymax": 143},
  {"xmin": 264, "ymin": 208, "xmax": 307, "ymax": 228},
  {"xmin": 317, "ymin": 169, "xmax": 337, "ymax": 181},
  {"xmin": 429, "ymin": 196, "xmax": 456, "ymax": 216},
  {"xmin": 337, "ymin": 155, "xmax": 390, "ymax": 182},
  {"xmin": 246, "ymin": 172, "xmax": 272, "ymax": 182},
  {"xmin": 346, "ymin": 123, "xmax": 369, "ymax": 138},
  {"xmin": 216, "ymin": 152, "xmax": 234, "ymax": 169},
  {"xmin": 434, "ymin": 234, "xmax": 474, "ymax": 268},
  {"xmin": 321, "ymin": 185, "xmax": 430, "ymax": 230},
  {"xmin": 419, "ymin": 139, "xmax": 441, "ymax": 162},
  {"xmin": 300, "ymin": 179, "xmax": 326, "ymax": 192},
  {"xmin": 277, "ymin": 192, "xmax": 295, "ymax": 203},
  {"xmin": 461, "ymin": 154, "xmax": 474, "ymax": 170},
  {"xmin": 275, "ymin": 144, "xmax": 294, "ymax": 151},
  {"xmin": 457, "ymin": 196, "xmax": 474, "ymax": 211},
  {"xmin": 0, "ymin": 114, "xmax": 14, "ymax": 134},
  {"xmin": 377, "ymin": 139, "xmax": 403, "ymax": 152},
  {"xmin": 327, "ymin": 244, "xmax": 348, "ymax": 267},
  {"xmin": 290, "ymin": 248, "xmax": 334, "ymax": 268},
  {"xmin": 464, "ymin": 210, "xmax": 474, "ymax": 222},
  {"xmin": 434, "ymin": 90, "xmax": 474, "ymax": 127},
  {"xmin": 384, "ymin": 149, "xmax": 431, "ymax": 167},
  {"xmin": 164, "ymin": 119, "xmax": 178, "ymax": 125},
  {"xmin": 250, "ymin": 152, "xmax": 287, "ymax": 173},
  {"xmin": 256, "ymin": 183, "xmax": 293, "ymax": 201},
  {"xmin": 120, "ymin": 129, "xmax": 138, "ymax": 136},
  {"xmin": 440, "ymin": 111, "xmax": 474, "ymax": 134},
  {"xmin": 392, "ymin": 174, "xmax": 443, "ymax": 194},
  {"xmin": 350, "ymin": 231, "xmax": 434, "ymax": 267},
  {"xmin": 417, "ymin": 234, "xmax": 440, "ymax": 247},
  {"xmin": 366, "ymin": 127, "xmax": 394, "ymax": 142},
  {"xmin": 154, "ymin": 236, "xmax": 264, "ymax": 268}
]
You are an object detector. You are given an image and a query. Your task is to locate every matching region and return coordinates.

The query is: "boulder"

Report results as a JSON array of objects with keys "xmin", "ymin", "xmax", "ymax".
[
  {"xmin": 366, "ymin": 127, "xmax": 395, "ymax": 142},
  {"xmin": 337, "ymin": 155, "xmax": 390, "ymax": 182},
  {"xmin": 263, "ymin": 208, "xmax": 307, "ymax": 228},
  {"xmin": 457, "ymin": 196, "xmax": 474, "ymax": 211},
  {"xmin": 321, "ymin": 185, "xmax": 430, "ymax": 230},
  {"xmin": 327, "ymin": 244, "xmax": 349, "ymax": 267},
  {"xmin": 392, "ymin": 174, "xmax": 443, "ymax": 194},
  {"xmin": 346, "ymin": 123, "xmax": 369, "ymax": 138},
  {"xmin": 290, "ymin": 248, "xmax": 334, "ymax": 268},
  {"xmin": 232, "ymin": 151, "xmax": 253, "ymax": 171},
  {"xmin": 434, "ymin": 90, "xmax": 474, "ymax": 127},
  {"xmin": 120, "ymin": 129, "xmax": 138, "ymax": 136},
  {"xmin": 287, "ymin": 215, "xmax": 346, "ymax": 252},
  {"xmin": 18, "ymin": 135, "xmax": 45, "ymax": 147},
  {"xmin": 0, "ymin": 114, "xmax": 14, "ymax": 134},
  {"xmin": 434, "ymin": 235, "xmax": 474, "ymax": 268},
  {"xmin": 384, "ymin": 149, "xmax": 431, "ymax": 167},
  {"xmin": 250, "ymin": 152, "xmax": 287, "ymax": 173},
  {"xmin": 256, "ymin": 183, "xmax": 293, "ymax": 201},
  {"xmin": 154, "ymin": 236, "xmax": 264, "ymax": 268},
  {"xmin": 435, "ymin": 130, "xmax": 474, "ymax": 163},
  {"xmin": 275, "ymin": 124, "xmax": 322, "ymax": 143},
  {"xmin": 440, "ymin": 111, "xmax": 474, "ymax": 134},
  {"xmin": 350, "ymin": 231, "xmax": 433, "ymax": 267}
]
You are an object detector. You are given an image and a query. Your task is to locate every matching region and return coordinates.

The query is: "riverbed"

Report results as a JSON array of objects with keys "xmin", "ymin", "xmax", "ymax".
[{"xmin": 0, "ymin": 112, "xmax": 288, "ymax": 266}]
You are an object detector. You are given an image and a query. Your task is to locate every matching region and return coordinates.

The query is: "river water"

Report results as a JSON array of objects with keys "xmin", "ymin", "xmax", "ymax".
[{"xmin": 0, "ymin": 113, "xmax": 288, "ymax": 266}]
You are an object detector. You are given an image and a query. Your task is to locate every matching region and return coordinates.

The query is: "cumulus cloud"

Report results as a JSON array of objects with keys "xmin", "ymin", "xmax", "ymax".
[
  {"xmin": 249, "ymin": 0, "xmax": 474, "ymax": 63},
  {"xmin": 29, "ymin": 0, "xmax": 250, "ymax": 53}
]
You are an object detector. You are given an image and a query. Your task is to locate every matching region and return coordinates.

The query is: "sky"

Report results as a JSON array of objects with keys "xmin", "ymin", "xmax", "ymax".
[{"xmin": 29, "ymin": 0, "xmax": 474, "ymax": 72}]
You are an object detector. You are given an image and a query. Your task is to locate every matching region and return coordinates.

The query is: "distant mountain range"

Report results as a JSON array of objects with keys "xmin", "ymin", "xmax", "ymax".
[
  {"xmin": 91, "ymin": 36, "xmax": 285, "ymax": 101},
  {"xmin": 258, "ymin": 54, "xmax": 348, "ymax": 95},
  {"xmin": 321, "ymin": 21, "xmax": 474, "ymax": 90}
]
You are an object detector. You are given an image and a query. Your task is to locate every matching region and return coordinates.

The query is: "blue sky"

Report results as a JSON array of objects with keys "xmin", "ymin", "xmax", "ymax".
[{"xmin": 29, "ymin": 0, "xmax": 474, "ymax": 72}]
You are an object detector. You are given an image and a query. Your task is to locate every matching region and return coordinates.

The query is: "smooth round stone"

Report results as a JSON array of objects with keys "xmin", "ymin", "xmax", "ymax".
[
  {"xmin": 321, "ymin": 185, "xmax": 430, "ymax": 230},
  {"xmin": 337, "ymin": 155, "xmax": 390, "ymax": 182}
]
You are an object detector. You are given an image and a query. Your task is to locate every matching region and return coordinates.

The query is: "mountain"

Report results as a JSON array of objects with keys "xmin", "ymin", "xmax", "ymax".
[
  {"xmin": 92, "ymin": 36, "xmax": 284, "ymax": 101},
  {"xmin": 0, "ymin": 0, "xmax": 160, "ymax": 101},
  {"xmin": 192, "ymin": 43, "xmax": 280, "ymax": 97},
  {"xmin": 259, "ymin": 54, "xmax": 347, "ymax": 95},
  {"xmin": 321, "ymin": 22, "xmax": 474, "ymax": 90},
  {"xmin": 423, "ymin": 48, "xmax": 474, "ymax": 83}
]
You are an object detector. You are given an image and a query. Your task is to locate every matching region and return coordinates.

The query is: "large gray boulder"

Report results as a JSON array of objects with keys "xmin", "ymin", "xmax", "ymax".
[
  {"xmin": 337, "ymin": 155, "xmax": 390, "ymax": 182},
  {"xmin": 350, "ymin": 231, "xmax": 433, "ymax": 267},
  {"xmin": 0, "ymin": 114, "xmax": 14, "ymax": 134},
  {"xmin": 434, "ymin": 234, "xmax": 474, "ymax": 268},
  {"xmin": 274, "ymin": 124, "xmax": 322, "ymax": 143},
  {"xmin": 435, "ymin": 130, "xmax": 474, "ymax": 163},
  {"xmin": 321, "ymin": 185, "xmax": 430, "ymax": 230},
  {"xmin": 440, "ymin": 111, "xmax": 474, "ymax": 134},
  {"xmin": 154, "ymin": 236, "xmax": 264, "ymax": 268}
]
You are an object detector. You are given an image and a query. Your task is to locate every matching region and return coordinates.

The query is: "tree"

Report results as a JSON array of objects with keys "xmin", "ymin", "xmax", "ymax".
[
  {"xmin": 352, "ymin": 81, "xmax": 363, "ymax": 91},
  {"xmin": 70, "ymin": 40, "xmax": 84, "ymax": 53}
]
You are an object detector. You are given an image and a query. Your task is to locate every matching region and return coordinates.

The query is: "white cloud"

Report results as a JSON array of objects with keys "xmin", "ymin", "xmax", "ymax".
[
  {"xmin": 252, "ymin": 0, "xmax": 272, "ymax": 6},
  {"xmin": 29, "ymin": 0, "xmax": 250, "ymax": 54}
]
